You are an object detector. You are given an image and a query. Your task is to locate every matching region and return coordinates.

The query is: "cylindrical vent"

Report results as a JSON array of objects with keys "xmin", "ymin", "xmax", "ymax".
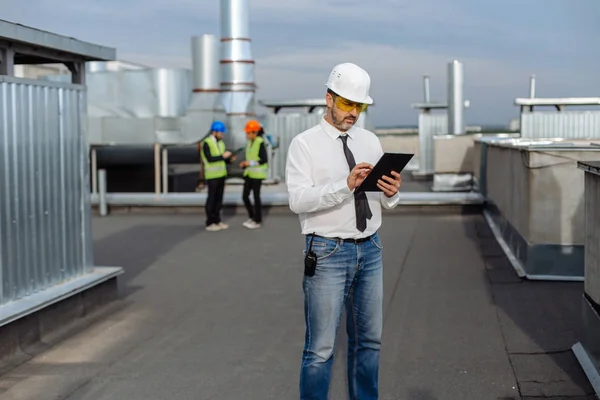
[
  {"xmin": 423, "ymin": 74, "xmax": 431, "ymax": 103},
  {"xmin": 191, "ymin": 35, "xmax": 220, "ymax": 91},
  {"xmin": 221, "ymin": 0, "xmax": 250, "ymax": 39},
  {"xmin": 529, "ymin": 74, "xmax": 536, "ymax": 98},
  {"xmin": 153, "ymin": 68, "xmax": 193, "ymax": 117},
  {"xmin": 447, "ymin": 60, "xmax": 465, "ymax": 135},
  {"xmin": 219, "ymin": 0, "xmax": 255, "ymax": 115}
]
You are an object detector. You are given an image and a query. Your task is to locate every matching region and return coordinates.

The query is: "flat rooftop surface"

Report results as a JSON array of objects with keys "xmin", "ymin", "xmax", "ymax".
[{"xmin": 0, "ymin": 211, "xmax": 596, "ymax": 399}]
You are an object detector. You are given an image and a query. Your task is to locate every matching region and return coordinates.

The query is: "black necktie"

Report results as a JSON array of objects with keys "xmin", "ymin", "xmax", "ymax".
[{"xmin": 339, "ymin": 135, "xmax": 372, "ymax": 232}]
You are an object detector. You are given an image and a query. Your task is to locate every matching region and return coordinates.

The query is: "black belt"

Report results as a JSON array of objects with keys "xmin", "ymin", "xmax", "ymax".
[{"xmin": 312, "ymin": 234, "xmax": 372, "ymax": 244}]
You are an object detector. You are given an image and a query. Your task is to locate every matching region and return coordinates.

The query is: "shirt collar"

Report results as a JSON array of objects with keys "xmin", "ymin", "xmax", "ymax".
[{"xmin": 320, "ymin": 117, "xmax": 355, "ymax": 140}]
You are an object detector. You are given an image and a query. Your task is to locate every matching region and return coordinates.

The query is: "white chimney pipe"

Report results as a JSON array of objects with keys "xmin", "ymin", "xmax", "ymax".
[
  {"xmin": 423, "ymin": 74, "xmax": 431, "ymax": 103},
  {"xmin": 529, "ymin": 74, "xmax": 536, "ymax": 98},
  {"xmin": 447, "ymin": 60, "xmax": 465, "ymax": 135}
]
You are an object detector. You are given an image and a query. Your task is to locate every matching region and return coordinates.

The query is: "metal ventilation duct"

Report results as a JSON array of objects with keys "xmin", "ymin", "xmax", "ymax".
[
  {"xmin": 191, "ymin": 34, "xmax": 220, "ymax": 102},
  {"xmin": 217, "ymin": 0, "xmax": 256, "ymax": 150},
  {"xmin": 181, "ymin": 34, "xmax": 221, "ymax": 142},
  {"xmin": 187, "ymin": 34, "xmax": 219, "ymax": 117}
]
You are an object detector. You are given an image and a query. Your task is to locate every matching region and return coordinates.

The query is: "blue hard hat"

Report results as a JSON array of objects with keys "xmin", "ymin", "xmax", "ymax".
[{"xmin": 210, "ymin": 121, "xmax": 226, "ymax": 133}]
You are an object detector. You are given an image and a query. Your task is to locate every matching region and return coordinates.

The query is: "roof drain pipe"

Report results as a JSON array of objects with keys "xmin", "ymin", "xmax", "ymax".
[{"xmin": 89, "ymin": 192, "xmax": 485, "ymax": 207}]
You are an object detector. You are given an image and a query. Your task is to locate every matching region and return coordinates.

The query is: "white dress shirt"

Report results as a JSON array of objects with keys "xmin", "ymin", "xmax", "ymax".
[{"xmin": 285, "ymin": 117, "xmax": 400, "ymax": 239}]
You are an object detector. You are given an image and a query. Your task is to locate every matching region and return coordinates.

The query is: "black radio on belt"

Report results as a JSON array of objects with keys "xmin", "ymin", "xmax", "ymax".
[{"xmin": 304, "ymin": 233, "xmax": 317, "ymax": 277}]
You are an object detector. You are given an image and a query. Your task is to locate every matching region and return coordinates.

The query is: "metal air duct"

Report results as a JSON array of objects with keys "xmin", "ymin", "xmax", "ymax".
[
  {"xmin": 190, "ymin": 34, "xmax": 220, "ymax": 107},
  {"xmin": 216, "ymin": 0, "xmax": 256, "ymax": 150},
  {"xmin": 447, "ymin": 60, "xmax": 465, "ymax": 135},
  {"xmin": 181, "ymin": 34, "xmax": 221, "ymax": 143}
]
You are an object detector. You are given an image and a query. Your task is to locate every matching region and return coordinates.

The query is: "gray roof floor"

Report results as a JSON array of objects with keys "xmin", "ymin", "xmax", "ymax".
[{"xmin": 0, "ymin": 211, "xmax": 596, "ymax": 400}]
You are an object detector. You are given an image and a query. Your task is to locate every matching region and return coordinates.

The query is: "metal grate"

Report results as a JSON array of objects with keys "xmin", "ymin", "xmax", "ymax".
[
  {"xmin": 264, "ymin": 113, "xmax": 323, "ymax": 181},
  {"xmin": 520, "ymin": 111, "xmax": 600, "ymax": 139}
]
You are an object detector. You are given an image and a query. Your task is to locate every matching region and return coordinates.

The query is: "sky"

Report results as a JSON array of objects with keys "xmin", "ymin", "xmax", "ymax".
[{"xmin": 3, "ymin": 0, "xmax": 600, "ymax": 127}]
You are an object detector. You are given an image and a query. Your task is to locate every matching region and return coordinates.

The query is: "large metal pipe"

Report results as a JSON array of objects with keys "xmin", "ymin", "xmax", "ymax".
[
  {"xmin": 90, "ymin": 191, "xmax": 484, "ymax": 207},
  {"xmin": 447, "ymin": 60, "xmax": 465, "ymax": 135},
  {"xmin": 423, "ymin": 74, "xmax": 431, "ymax": 103},
  {"xmin": 192, "ymin": 35, "xmax": 220, "ymax": 92},
  {"xmin": 529, "ymin": 74, "xmax": 536, "ymax": 98},
  {"xmin": 217, "ymin": 0, "xmax": 256, "ymax": 150}
]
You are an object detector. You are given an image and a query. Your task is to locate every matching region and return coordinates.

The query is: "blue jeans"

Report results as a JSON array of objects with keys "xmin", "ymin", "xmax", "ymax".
[{"xmin": 300, "ymin": 232, "xmax": 384, "ymax": 400}]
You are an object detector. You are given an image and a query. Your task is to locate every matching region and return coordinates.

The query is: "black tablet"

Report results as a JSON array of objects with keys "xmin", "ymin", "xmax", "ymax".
[{"xmin": 356, "ymin": 152, "xmax": 414, "ymax": 192}]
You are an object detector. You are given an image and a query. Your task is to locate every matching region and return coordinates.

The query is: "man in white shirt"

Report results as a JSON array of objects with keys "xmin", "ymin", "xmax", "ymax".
[{"xmin": 286, "ymin": 63, "xmax": 402, "ymax": 400}]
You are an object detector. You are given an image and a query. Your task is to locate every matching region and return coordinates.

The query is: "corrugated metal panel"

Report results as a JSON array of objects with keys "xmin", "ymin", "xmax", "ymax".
[
  {"xmin": 0, "ymin": 77, "xmax": 93, "ymax": 305},
  {"xmin": 521, "ymin": 111, "xmax": 600, "ymax": 139},
  {"xmin": 264, "ymin": 113, "xmax": 322, "ymax": 181},
  {"xmin": 418, "ymin": 113, "xmax": 447, "ymax": 174}
]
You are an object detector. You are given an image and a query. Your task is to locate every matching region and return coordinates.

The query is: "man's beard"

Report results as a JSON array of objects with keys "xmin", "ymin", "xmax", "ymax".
[{"xmin": 331, "ymin": 110, "xmax": 356, "ymax": 131}]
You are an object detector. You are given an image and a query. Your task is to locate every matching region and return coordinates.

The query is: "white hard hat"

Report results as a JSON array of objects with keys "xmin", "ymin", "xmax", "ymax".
[{"xmin": 325, "ymin": 63, "xmax": 373, "ymax": 105}]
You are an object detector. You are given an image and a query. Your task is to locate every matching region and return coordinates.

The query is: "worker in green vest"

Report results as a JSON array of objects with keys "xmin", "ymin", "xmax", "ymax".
[
  {"xmin": 201, "ymin": 121, "xmax": 235, "ymax": 231},
  {"xmin": 239, "ymin": 119, "xmax": 268, "ymax": 229}
]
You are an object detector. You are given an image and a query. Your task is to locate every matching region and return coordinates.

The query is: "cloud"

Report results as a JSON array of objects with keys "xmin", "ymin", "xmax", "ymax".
[
  {"xmin": 37, "ymin": 0, "xmax": 171, "ymax": 19},
  {"xmin": 7, "ymin": 0, "xmax": 598, "ymax": 67},
  {"xmin": 257, "ymin": 42, "xmax": 534, "ymax": 85},
  {"xmin": 80, "ymin": 0, "xmax": 467, "ymax": 24},
  {"xmin": 3, "ymin": 0, "xmax": 600, "ymax": 126},
  {"xmin": 252, "ymin": 41, "xmax": 544, "ymax": 125},
  {"xmin": 253, "ymin": 41, "xmax": 600, "ymax": 125},
  {"xmin": 125, "ymin": 40, "xmax": 582, "ymax": 126}
]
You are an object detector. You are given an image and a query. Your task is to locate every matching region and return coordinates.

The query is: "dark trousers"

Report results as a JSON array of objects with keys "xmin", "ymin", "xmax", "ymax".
[
  {"xmin": 242, "ymin": 177, "xmax": 263, "ymax": 223},
  {"xmin": 206, "ymin": 177, "xmax": 226, "ymax": 226}
]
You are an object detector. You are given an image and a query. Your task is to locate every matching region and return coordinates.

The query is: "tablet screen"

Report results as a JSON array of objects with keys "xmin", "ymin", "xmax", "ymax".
[{"xmin": 356, "ymin": 152, "xmax": 414, "ymax": 192}]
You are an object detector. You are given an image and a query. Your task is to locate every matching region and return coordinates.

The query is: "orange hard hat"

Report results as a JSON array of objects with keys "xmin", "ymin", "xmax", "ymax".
[{"xmin": 245, "ymin": 119, "xmax": 261, "ymax": 133}]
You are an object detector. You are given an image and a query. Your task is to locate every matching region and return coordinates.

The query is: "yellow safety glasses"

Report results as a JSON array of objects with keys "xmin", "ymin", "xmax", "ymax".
[{"xmin": 333, "ymin": 95, "xmax": 368, "ymax": 113}]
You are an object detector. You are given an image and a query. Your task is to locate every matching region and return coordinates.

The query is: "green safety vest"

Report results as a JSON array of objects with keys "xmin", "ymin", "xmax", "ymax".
[
  {"xmin": 243, "ymin": 136, "xmax": 268, "ymax": 180},
  {"xmin": 200, "ymin": 137, "xmax": 227, "ymax": 180}
]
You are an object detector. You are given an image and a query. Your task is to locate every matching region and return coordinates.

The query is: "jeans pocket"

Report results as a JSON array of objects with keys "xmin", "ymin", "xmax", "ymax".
[
  {"xmin": 305, "ymin": 237, "xmax": 340, "ymax": 261},
  {"xmin": 369, "ymin": 235, "xmax": 384, "ymax": 251}
]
